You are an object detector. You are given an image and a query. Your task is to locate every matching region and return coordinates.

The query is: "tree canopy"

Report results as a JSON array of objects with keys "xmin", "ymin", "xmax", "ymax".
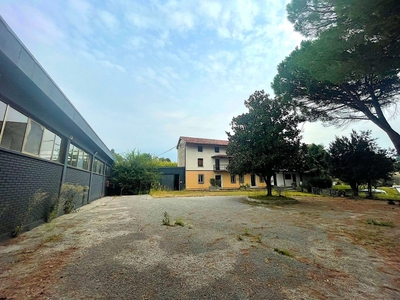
[
  {"xmin": 111, "ymin": 150, "xmax": 161, "ymax": 195},
  {"xmin": 286, "ymin": 0, "xmax": 400, "ymax": 75},
  {"xmin": 328, "ymin": 130, "xmax": 394, "ymax": 197},
  {"xmin": 226, "ymin": 91, "xmax": 304, "ymax": 196},
  {"xmin": 298, "ymin": 143, "xmax": 332, "ymax": 189},
  {"xmin": 273, "ymin": 0, "xmax": 400, "ymax": 153}
]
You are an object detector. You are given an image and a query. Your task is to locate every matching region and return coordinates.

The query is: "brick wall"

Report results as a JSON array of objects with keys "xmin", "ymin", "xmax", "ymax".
[
  {"xmin": 0, "ymin": 149, "xmax": 63, "ymax": 236},
  {"xmin": 90, "ymin": 174, "xmax": 105, "ymax": 201},
  {"xmin": 65, "ymin": 167, "xmax": 90, "ymax": 208}
]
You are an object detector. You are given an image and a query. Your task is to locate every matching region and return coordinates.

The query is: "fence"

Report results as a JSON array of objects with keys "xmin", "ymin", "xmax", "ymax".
[{"xmin": 310, "ymin": 187, "xmax": 352, "ymax": 197}]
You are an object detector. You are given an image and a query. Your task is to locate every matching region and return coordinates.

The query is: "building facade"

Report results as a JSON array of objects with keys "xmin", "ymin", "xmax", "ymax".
[
  {"xmin": 0, "ymin": 17, "xmax": 115, "ymax": 237},
  {"xmin": 177, "ymin": 136, "xmax": 300, "ymax": 190}
]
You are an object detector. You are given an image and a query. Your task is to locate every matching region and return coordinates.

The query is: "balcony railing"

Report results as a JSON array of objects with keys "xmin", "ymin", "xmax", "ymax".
[{"xmin": 213, "ymin": 164, "xmax": 229, "ymax": 171}]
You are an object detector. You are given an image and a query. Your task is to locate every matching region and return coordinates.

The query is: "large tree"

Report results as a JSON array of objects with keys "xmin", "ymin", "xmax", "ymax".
[
  {"xmin": 226, "ymin": 91, "xmax": 304, "ymax": 196},
  {"xmin": 301, "ymin": 143, "xmax": 332, "ymax": 189},
  {"xmin": 273, "ymin": 0, "xmax": 400, "ymax": 153},
  {"xmin": 328, "ymin": 130, "xmax": 394, "ymax": 197}
]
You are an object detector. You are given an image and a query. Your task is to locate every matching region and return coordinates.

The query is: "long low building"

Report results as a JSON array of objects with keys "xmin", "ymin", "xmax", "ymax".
[{"xmin": 0, "ymin": 17, "xmax": 115, "ymax": 237}]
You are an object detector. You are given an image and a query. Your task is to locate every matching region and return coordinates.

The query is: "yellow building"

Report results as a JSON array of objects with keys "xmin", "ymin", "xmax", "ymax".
[{"xmin": 177, "ymin": 136, "xmax": 269, "ymax": 190}]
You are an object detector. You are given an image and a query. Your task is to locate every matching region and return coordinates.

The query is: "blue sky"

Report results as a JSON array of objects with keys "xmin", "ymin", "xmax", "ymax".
[{"xmin": 0, "ymin": 0, "xmax": 397, "ymax": 161}]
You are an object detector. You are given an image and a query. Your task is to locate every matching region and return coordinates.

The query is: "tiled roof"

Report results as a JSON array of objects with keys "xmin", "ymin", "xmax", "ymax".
[{"xmin": 178, "ymin": 136, "xmax": 229, "ymax": 146}]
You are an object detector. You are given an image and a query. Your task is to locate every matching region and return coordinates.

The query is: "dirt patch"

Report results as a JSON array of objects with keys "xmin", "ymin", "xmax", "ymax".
[{"xmin": 0, "ymin": 195, "xmax": 399, "ymax": 299}]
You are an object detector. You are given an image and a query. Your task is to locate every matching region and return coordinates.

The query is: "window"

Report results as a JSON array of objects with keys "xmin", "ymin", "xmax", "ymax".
[
  {"xmin": 67, "ymin": 144, "xmax": 91, "ymax": 171},
  {"xmin": 198, "ymin": 174, "xmax": 204, "ymax": 184},
  {"xmin": 230, "ymin": 175, "xmax": 236, "ymax": 184},
  {"xmin": 0, "ymin": 100, "xmax": 63, "ymax": 162},
  {"xmin": 198, "ymin": 158, "xmax": 203, "ymax": 167},
  {"xmin": 259, "ymin": 175, "xmax": 265, "ymax": 183},
  {"xmin": 82, "ymin": 152, "xmax": 90, "ymax": 170},
  {"xmin": 285, "ymin": 173, "xmax": 292, "ymax": 180},
  {"xmin": 105, "ymin": 165, "xmax": 111, "ymax": 176},
  {"xmin": 93, "ymin": 158, "xmax": 104, "ymax": 174},
  {"xmin": 51, "ymin": 136, "xmax": 62, "ymax": 162},
  {"xmin": 215, "ymin": 146, "xmax": 219, "ymax": 153},
  {"xmin": 198, "ymin": 145, "xmax": 203, "ymax": 152},
  {"xmin": 239, "ymin": 175, "xmax": 244, "ymax": 183},
  {"xmin": 0, "ymin": 106, "xmax": 28, "ymax": 152},
  {"xmin": 23, "ymin": 119, "xmax": 43, "ymax": 155},
  {"xmin": 0, "ymin": 100, "xmax": 7, "ymax": 134},
  {"xmin": 40, "ymin": 129, "xmax": 56, "ymax": 160}
]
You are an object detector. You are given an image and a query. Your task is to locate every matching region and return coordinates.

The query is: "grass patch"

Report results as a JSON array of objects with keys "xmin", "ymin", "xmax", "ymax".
[
  {"xmin": 150, "ymin": 189, "xmax": 315, "ymax": 198},
  {"xmin": 174, "ymin": 218, "xmax": 185, "ymax": 227},
  {"xmin": 366, "ymin": 219, "xmax": 395, "ymax": 227},
  {"xmin": 273, "ymin": 248, "xmax": 293, "ymax": 257},
  {"xmin": 43, "ymin": 234, "xmax": 63, "ymax": 243},
  {"xmin": 249, "ymin": 195, "xmax": 295, "ymax": 201}
]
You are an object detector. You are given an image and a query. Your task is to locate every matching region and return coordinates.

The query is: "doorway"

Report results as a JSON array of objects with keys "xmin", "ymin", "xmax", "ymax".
[
  {"xmin": 215, "ymin": 175, "xmax": 222, "ymax": 187},
  {"xmin": 251, "ymin": 174, "xmax": 256, "ymax": 187}
]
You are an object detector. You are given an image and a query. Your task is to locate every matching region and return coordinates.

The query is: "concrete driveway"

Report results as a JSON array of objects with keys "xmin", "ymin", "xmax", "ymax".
[{"xmin": 0, "ymin": 195, "xmax": 399, "ymax": 299}]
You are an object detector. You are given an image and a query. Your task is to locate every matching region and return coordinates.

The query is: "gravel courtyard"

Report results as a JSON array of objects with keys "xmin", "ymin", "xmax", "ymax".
[{"xmin": 1, "ymin": 195, "xmax": 399, "ymax": 299}]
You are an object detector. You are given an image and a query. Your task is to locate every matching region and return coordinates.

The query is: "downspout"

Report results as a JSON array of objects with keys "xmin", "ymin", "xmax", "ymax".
[
  {"xmin": 87, "ymin": 151, "xmax": 97, "ymax": 203},
  {"xmin": 60, "ymin": 137, "xmax": 72, "ymax": 185}
]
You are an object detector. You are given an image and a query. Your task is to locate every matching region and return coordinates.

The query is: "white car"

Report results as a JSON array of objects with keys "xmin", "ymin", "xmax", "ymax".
[{"xmin": 360, "ymin": 188, "xmax": 387, "ymax": 194}]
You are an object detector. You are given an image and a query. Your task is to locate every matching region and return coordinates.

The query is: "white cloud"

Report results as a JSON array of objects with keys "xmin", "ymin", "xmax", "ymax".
[
  {"xmin": 1, "ymin": 5, "xmax": 65, "ymax": 46},
  {"xmin": 98, "ymin": 10, "xmax": 119, "ymax": 30},
  {"xmin": 66, "ymin": 0, "xmax": 94, "ymax": 36}
]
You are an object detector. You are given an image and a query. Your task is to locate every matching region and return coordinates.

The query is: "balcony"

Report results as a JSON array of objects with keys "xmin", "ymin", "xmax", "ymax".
[{"xmin": 213, "ymin": 163, "xmax": 229, "ymax": 171}]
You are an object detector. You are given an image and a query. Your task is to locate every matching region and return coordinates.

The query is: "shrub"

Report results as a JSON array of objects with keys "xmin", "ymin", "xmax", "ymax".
[
  {"xmin": 307, "ymin": 176, "xmax": 333, "ymax": 189},
  {"xmin": 48, "ymin": 183, "xmax": 88, "ymax": 218},
  {"xmin": 13, "ymin": 190, "xmax": 48, "ymax": 237}
]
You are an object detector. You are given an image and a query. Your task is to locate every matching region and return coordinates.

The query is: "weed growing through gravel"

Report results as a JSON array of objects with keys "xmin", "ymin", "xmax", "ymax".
[
  {"xmin": 175, "ymin": 218, "xmax": 185, "ymax": 227},
  {"xmin": 162, "ymin": 211, "xmax": 172, "ymax": 226},
  {"xmin": 274, "ymin": 248, "xmax": 293, "ymax": 257},
  {"xmin": 13, "ymin": 190, "xmax": 48, "ymax": 237},
  {"xmin": 43, "ymin": 234, "xmax": 63, "ymax": 243},
  {"xmin": 244, "ymin": 228, "xmax": 250, "ymax": 236},
  {"xmin": 365, "ymin": 219, "xmax": 395, "ymax": 227},
  {"xmin": 236, "ymin": 234, "xmax": 243, "ymax": 241}
]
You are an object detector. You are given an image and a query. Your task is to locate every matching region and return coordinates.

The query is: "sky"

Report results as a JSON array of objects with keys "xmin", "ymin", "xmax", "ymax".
[{"xmin": 0, "ymin": 0, "xmax": 398, "ymax": 161}]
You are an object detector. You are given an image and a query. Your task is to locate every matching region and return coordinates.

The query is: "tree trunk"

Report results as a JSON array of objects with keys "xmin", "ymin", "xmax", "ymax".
[
  {"xmin": 350, "ymin": 182, "xmax": 358, "ymax": 196},
  {"xmin": 363, "ymin": 100, "xmax": 400, "ymax": 154},
  {"xmin": 367, "ymin": 181, "xmax": 373, "ymax": 198},
  {"xmin": 264, "ymin": 174, "xmax": 273, "ymax": 196}
]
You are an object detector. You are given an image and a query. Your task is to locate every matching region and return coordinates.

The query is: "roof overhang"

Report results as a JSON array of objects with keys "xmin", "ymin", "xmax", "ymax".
[{"xmin": 0, "ymin": 17, "xmax": 115, "ymax": 164}]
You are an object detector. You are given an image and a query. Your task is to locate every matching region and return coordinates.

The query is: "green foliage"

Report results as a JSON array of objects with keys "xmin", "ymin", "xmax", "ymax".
[
  {"xmin": 57, "ymin": 183, "xmax": 88, "ymax": 214},
  {"xmin": 365, "ymin": 219, "xmax": 395, "ymax": 228},
  {"xmin": 275, "ymin": 0, "xmax": 400, "ymax": 153},
  {"xmin": 239, "ymin": 183, "xmax": 251, "ymax": 190},
  {"xmin": 307, "ymin": 176, "xmax": 333, "ymax": 189},
  {"xmin": 227, "ymin": 91, "xmax": 304, "ymax": 196},
  {"xmin": 152, "ymin": 156, "xmax": 178, "ymax": 167},
  {"xmin": 328, "ymin": 130, "xmax": 395, "ymax": 197},
  {"xmin": 112, "ymin": 150, "xmax": 161, "ymax": 195},
  {"xmin": 174, "ymin": 218, "xmax": 185, "ymax": 227},
  {"xmin": 13, "ymin": 190, "xmax": 48, "ymax": 237},
  {"xmin": 286, "ymin": 0, "xmax": 400, "ymax": 75},
  {"xmin": 273, "ymin": 248, "xmax": 293, "ymax": 257}
]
